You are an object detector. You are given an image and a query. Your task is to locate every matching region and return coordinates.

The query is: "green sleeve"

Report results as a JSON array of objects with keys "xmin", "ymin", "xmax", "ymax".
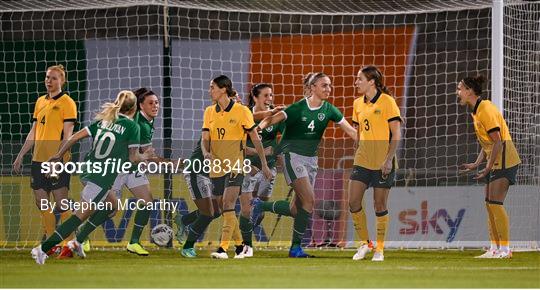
[
  {"xmin": 86, "ymin": 121, "xmax": 99, "ymax": 137},
  {"xmin": 329, "ymin": 103, "xmax": 344, "ymax": 122},
  {"xmin": 127, "ymin": 122, "xmax": 141, "ymax": 148},
  {"xmin": 140, "ymin": 125, "xmax": 152, "ymax": 146},
  {"xmin": 284, "ymin": 102, "xmax": 301, "ymax": 125},
  {"xmin": 277, "ymin": 121, "xmax": 286, "ymax": 134}
]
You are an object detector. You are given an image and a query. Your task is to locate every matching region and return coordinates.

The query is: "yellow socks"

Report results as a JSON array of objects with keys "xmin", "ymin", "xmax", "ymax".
[
  {"xmin": 60, "ymin": 211, "xmax": 74, "ymax": 246},
  {"xmin": 485, "ymin": 202, "xmax": 500, "ymax": 251},
  {"xmin": 40, "ymin": 210, "xmax": 56, "ymax": 238},
  {"xmin": 219, "ymin": 210, "xmax": 238, "ymax": 251},
  {"xmin": 375, "ymin": 211, "xmax": 389, "ymax": 253},
  {"xmin": 488, "ymin": 202, "xmax": 510, "ymax": 250},
  {"xmin": 351, "ymin": 208, "xmax": 369, "ymax": 245}
]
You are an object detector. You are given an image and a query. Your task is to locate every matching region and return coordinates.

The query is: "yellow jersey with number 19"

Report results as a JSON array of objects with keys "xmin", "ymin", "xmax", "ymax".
[{"xmin": 202, "ymin": 100, "xmax": 256, "ymax": 178}]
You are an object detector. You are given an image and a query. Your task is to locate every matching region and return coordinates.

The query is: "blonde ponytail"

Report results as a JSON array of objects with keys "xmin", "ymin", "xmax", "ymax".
[{"xmin": 95, "ymin": 90, "xmax": 137, "ymax": 123}]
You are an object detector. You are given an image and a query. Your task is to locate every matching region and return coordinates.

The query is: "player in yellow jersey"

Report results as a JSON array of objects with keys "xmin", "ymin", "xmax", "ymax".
[
  {"xmin": 349, "ymin": 66, "xmax": 402, "ymax": 262},
  {"xmin": 201, "ymin": 75, "xmax": 272, "ymax": 259},
  {"xmin": 457, "ymin": 75, "xmax": 520, "ymax": 259},
  {"xmin": 13, "ymin": 65, "xmax": 77, "ymax": 258}
]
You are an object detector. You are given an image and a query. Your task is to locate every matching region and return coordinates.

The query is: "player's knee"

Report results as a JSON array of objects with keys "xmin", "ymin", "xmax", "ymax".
[
  {"xmin": 374, "ymin": 203, "xmax": 387, "ymax": 213},
  {"xmin": 240, "ymin": 206, "xmax": 251, "ymax": 218},
  {"xmin": 349, "ymin": 205, "xmax": 362, "ymax": 213}
]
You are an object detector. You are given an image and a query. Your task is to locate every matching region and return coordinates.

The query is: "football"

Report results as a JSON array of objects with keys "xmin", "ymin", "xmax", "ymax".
[{"xmin": 150, "ymin": 224, "xmax": 173, "ymax": 247}]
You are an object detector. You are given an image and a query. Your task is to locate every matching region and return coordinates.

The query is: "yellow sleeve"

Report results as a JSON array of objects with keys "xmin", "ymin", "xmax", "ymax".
[
  {"xmin": 202, "ymin": 106, "xmax": 212, "ymax": 131},
  {"xmin": 384, "ymin": 97, "xmax": 401, "ymax": 123},
  {"xmin": 32, "ymin": 97, "xmax": 43, "ymax": 121},
  {"xmin": 478, "ymin": 105, "xmax": 501, "ymax": 133},
  {"xmin": 241, "ymin": 105, "xmax": 256, "ymax": 131},
  {"xmin": 352, "ymin": 99, "xmax": 359, "ymax": 125},
  {"xmin": 62, "ymin": 96, "xmax": 77, "ymax": 121}
]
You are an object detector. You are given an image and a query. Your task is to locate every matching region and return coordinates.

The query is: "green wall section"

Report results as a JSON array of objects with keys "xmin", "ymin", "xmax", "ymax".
[{"xmin": 0, "ymin": 40, "xmax": 87, "ymax": 168}]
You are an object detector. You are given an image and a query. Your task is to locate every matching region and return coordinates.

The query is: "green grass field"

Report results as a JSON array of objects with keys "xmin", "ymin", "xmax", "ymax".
[{"xmin": 1, "ymin": 249, "xmax": 539, "ymax": 288}]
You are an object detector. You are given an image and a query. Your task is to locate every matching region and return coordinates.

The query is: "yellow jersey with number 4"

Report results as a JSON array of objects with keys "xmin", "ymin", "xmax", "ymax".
[{"xmin": 32, "ymin": 91, "xmax": 77, "ymax": 162}]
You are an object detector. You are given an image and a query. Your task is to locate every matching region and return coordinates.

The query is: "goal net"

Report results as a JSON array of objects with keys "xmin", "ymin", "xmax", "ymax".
[{"xmin": 1, "ymin": 0, "xmax": 538, "ymax": 250}]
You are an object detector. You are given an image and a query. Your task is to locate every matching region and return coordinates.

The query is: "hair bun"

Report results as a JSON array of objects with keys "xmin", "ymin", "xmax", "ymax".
[{"xmin": 474, "ymin": 75, "xmax": 486, "ymax": 86}]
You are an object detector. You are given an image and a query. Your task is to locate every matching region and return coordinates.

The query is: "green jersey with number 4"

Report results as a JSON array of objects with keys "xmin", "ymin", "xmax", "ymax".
[
  {"xmin": 81, "ymin": 114, "xmax": 140, "ymax": 188},
  {"xmin": 278, "ymin": 98, "xmax": 343, "ymax": 157}
]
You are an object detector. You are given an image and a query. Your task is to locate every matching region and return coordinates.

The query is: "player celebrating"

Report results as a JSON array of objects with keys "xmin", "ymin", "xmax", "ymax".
[
  {"xmin": 13, "ymin": 64, "xmax": 77, "ymax": 258},
  {"xmin": 202, "ymin": 75, "xmax": 271, "ymax": 259},
  {"xmin": 349, "ymin": 66, "xmax": 401, "ymax": 262},
  {"xmin": 256, "ymin": 72, "xmax": 357, "ymax": 257},
  {"xmin": 176, "ymin": 88, "xmax": 281, "ymax": 258},
  {"xmin": 238, "ymin": 83, "xmax": 284, "ymax": 256},
  {"xmin": 30, "ymin": 91, "xmax": 154, "ymax": 264},
  {"xmin": 457, "ymin": 75, "xmax": 520, "ymax": 259},
  {"xmin": 74, "ymin": 87, "xmax": 160, "ymax": 256}
]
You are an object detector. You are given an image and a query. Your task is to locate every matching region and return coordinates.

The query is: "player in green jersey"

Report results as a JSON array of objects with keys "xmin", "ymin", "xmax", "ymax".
[
  {"xmin": 74, "ymin": 88, "xmax": 160, "ymax": 256},
  {"xmin": 234, "ymin": 83, "xmax": 284, "ymax": 257},
  {"xmin": 256, "ymin": 72, "xmax": 357, "ymax": 257},
  {"xmin": 31, "ymin": 91, "xmax": 155, "ymax": 264},
  {"xmin": 174, "ymin": 137, "xmax": 218, "ymax": 258}
]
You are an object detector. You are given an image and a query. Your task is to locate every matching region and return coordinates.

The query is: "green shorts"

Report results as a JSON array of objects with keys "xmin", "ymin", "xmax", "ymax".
[
  {"xmin": 485, "ymin": 165, "xmax": 518, "ymax": 185},
  {"xmin": 350, "ymin": 165, "xmax": 395, "ymax": 189},
  {"xmin": 211, "ymin": 173, "xmax": 244, "ymax": 196}
]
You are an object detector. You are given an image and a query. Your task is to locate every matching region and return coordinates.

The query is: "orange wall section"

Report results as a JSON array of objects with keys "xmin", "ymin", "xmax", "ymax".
[{"xmin": 250, "ymin": 27, "xmax": 414, "ymax": 168}]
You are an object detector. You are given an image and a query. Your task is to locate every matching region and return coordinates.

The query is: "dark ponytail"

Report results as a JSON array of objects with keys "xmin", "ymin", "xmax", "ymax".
[
  {"xmin": 361, "ymin": 65, "xmax": 390, "ymax": 95},
  {"xmin": 461, "ymin": 75, "xmax": 486, "ymax": 96}
]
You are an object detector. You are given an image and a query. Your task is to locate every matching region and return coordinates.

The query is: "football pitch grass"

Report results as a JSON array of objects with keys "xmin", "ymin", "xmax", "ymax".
[{"xmin": 1, "ymin": 249, "xmax": 539, "ymax": 288}]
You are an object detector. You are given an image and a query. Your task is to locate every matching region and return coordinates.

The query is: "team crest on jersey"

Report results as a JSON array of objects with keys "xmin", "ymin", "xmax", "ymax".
[
  {"xmin": 318, "ymin": 113, "xmax": 325, "ymax": 121},
  {"xmin": 374, "ymin": 109, "xmax": 381, "ymax": 115},
  {"xmin": 52, "ymin": 106, "xmax": 60, "ymax": 111},
  {"xmin": 296, "ymin": 166, "xmax": 304, "ymax": 173},
  {"xmin": 266, "ymin": 126, "xmax": 273, "ymax": 132},
  {"xmin": 301, "ymin": 117, "xmax": 307, "ymax": 122},
  {"xmin": 229, "ymin": 119, "xmax": 237, "ymax": 125}
]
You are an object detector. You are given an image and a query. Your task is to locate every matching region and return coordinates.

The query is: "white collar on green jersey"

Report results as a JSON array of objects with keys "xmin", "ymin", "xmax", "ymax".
[
  {"xmin": 140, "ymin": 110, "xmax": 154, "ymax": 123},
  {"xmin": 305, "ymin": 97, "xmax": 325, "ymax": 111}
]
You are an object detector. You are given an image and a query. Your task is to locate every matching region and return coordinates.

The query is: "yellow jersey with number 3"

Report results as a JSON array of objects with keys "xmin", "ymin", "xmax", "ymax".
[
  {"xmin": 352, "ymin": 91, "xmax": 401, "ymax": 170},
  {"xmin": 471, "ymin": 99, "xmax": 520, "ymax": 170},
  {"xmin": 32, "ymin": 91, "xmax": 77, "ymax": 162},
  {"xmin": 202, "ymin": 100, "xmax": 255, "ymax": 177}
]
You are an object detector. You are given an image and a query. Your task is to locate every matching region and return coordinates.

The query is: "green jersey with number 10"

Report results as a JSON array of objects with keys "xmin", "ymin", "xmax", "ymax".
[
  {"xmin": 278, "ymin": 98, "xmax": 344, "ymax": 157},
  {"xmin": 82, "ymin": 114, "xmax": 140, "ymax": 188}
]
